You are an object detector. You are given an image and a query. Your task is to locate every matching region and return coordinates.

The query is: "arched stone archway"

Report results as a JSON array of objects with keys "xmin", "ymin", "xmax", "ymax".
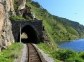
[
  {"xmin": 18, "ymin": 25, "xmax": 38, "ymax": 43},
  {"xmin": 11, "ymin": 20, "xmax": 43, "ymax": 43}
]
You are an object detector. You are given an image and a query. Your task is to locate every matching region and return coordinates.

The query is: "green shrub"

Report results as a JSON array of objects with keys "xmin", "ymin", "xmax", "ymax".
[
  {"xmin": 10, "ymin": 15, "xmax": 25, "ymax": 21},
  {"xmin": 37, "ymin": 42, "xmax": 84, "ymax": 62},
  {"xmin": 79, "ymin": 52, "xmax": 84, "ymax": 59},
  {"xmin": 66, "ymin": 57, "xmax": 84, "ymax": 62},
  {"xmin": 31, "ymin": 1, "xmax": 41, "ymax": 8},
  {"xmin": 55, "ymin": 49, "xmax": 76, "ymax": 61},
  {"xmin": 0, "ymin": 43, "xmax": 23, "ymax": 62}
]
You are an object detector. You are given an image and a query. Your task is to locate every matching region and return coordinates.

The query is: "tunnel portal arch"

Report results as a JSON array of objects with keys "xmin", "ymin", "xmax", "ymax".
[{"xmin": 18, "ymin": 24, "xmax": 38, "ymax": 43}]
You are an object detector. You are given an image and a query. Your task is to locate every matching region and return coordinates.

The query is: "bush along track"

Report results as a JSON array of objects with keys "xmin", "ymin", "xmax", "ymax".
[
  {"xmin": 0, "ymin": 43, "xmax": 23, "ymax": 62},
  {"xmin": 37, "ymin": 42, "xmax": 84, "ymax": 62}
]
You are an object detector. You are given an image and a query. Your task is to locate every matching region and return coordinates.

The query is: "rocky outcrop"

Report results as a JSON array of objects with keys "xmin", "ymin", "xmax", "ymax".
[
  {"xmin": 0, "ymin": 3, "xmax": 5, "ymax": 51},
  {"xmin": 18, "ymin": 0, "xmax": 26, "ymax": 10},
  {"xmin": 6, "ymin": 0, "xmax": 15, "ymax": 15},
  {"xmin": 0, "ymin": 0, "xmax": 14, "ymax": 51},
  {"xmin": 0, "ymin": 3, "xmax": 5, "ymax": 32}
]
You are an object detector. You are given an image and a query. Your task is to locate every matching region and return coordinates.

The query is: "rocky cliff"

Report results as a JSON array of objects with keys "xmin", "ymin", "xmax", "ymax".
[
  {"xmin": 0, "ymin": 0, "xmax": 15, "ymax": 51},
  {"xmin": 6, "ymin": 0, "xmax": 15, "ymax": 15},
  {"xmin": 18, "ymin": 0, "xmax": 26, "ymax": 10}
]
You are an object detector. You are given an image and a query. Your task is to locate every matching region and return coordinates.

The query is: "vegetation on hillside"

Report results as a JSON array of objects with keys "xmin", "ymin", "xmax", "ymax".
[
  {"xmin": 26, "ymin": 1, "xmax": 84, "ymax": 43},
  {"xmin": 0, "ymin": 43, "xmax": 23, "ymax": 62},
  {"xmin": 12, "ymin": 0, "xmax": 84, "ymax": 43},
  {"xmin": 38, "ymin": 43, "xmax": 84, "ymax": 62}
]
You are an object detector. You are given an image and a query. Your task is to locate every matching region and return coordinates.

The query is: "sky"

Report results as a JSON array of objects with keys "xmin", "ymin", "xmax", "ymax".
[{"xmin": 33, "ymin": 0, "xmax": 84, "ymax": 25}]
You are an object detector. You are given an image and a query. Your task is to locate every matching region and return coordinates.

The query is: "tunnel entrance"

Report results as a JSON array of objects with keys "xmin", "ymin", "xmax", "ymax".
[{"xmin": 19, "ymin": 25, "xmax": 38, "ymax": 43}]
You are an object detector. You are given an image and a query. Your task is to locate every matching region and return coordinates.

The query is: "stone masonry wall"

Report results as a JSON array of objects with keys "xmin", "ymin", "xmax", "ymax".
[{"xmin": 11, "ymin": 20, "xmax": 43, "ymax": 43}]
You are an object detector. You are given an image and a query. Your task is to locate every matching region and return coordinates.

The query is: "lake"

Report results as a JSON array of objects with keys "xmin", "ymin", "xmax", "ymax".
[{"xmin": 59, "ymin": 39, "xmax": 84, "ymax": 52}]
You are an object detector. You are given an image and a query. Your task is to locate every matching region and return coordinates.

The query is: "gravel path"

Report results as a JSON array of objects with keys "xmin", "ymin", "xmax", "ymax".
[{"xmin": 20, "ymin": 44, "xmax": 28, "ymax": 62}]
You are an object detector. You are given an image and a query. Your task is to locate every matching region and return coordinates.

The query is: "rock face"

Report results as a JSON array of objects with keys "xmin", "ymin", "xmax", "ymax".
[
  {"xmin": 0, "ymin": 3, "xmax": 5, "ymax": 32},
  {"xmin": 18, "ymin": 0, "xmax": 26, "ymax": 10},
  {"xmin": 6, "ymin": 0, "xmax": 15, "ymax": 15},
  {"xmin": 17, "ymin": 0, "xmax": 33, "ymax": 20},
  {"xmin": 0, "ymin": 0, "xmax": 14, "ymax": 51}
]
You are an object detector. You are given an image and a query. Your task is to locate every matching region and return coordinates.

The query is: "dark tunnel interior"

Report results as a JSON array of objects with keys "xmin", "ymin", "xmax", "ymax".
[{"xmin": 18, "ymin": 25, "xmax": 38, "ymax": 43}]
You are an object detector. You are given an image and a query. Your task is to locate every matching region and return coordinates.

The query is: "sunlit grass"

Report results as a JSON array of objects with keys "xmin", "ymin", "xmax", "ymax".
[{"xmin": 0, "ymin": 43, "xmax": 23, "ymax": 62}]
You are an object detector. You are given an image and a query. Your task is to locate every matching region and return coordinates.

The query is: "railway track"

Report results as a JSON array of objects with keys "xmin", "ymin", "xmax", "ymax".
[{"xmin": 27, "ymin": 43, "xmax": 42, "ymax": 62}]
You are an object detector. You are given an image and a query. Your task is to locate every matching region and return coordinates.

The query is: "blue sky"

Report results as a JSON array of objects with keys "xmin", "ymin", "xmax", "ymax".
[{"xmin": 33, "ymin": 0, "xmax": 84, "ymax": 25}]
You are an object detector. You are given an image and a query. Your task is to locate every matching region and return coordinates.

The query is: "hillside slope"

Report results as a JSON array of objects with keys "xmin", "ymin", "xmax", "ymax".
[
  {"xmin": 26, "ymin": 1, "xmax": 84, "ymax": 43},
  {"xmin": 12, "ymin": 0, "xmax": 84, "ymax": 43}
]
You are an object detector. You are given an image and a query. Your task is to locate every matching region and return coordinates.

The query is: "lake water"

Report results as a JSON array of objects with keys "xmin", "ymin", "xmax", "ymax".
[{"xmin": 59, "ymin": 39, "xmax": 84, "ymax": 52}]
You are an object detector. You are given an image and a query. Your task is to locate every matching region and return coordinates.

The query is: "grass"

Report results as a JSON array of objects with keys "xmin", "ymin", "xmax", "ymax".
[
  {"xmin": 0, "ymin": 43, "xmax": 23, "ymax": 62},
  {"xmin": 10, "ymin": 15, "xmax": 25, "ymax": 21},
  {"xmin": 37, "ymin": 42, "xmax": 61, "ymax": 62},
  {"xmin": 37, "ymin": 42, "xmax": 84, "ymax": 62}
]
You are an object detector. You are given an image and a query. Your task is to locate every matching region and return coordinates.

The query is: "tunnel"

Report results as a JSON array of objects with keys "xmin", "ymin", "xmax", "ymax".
[{"xmin": 18, "ymin": 25, "xmax": 38, "ymax": 43}]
